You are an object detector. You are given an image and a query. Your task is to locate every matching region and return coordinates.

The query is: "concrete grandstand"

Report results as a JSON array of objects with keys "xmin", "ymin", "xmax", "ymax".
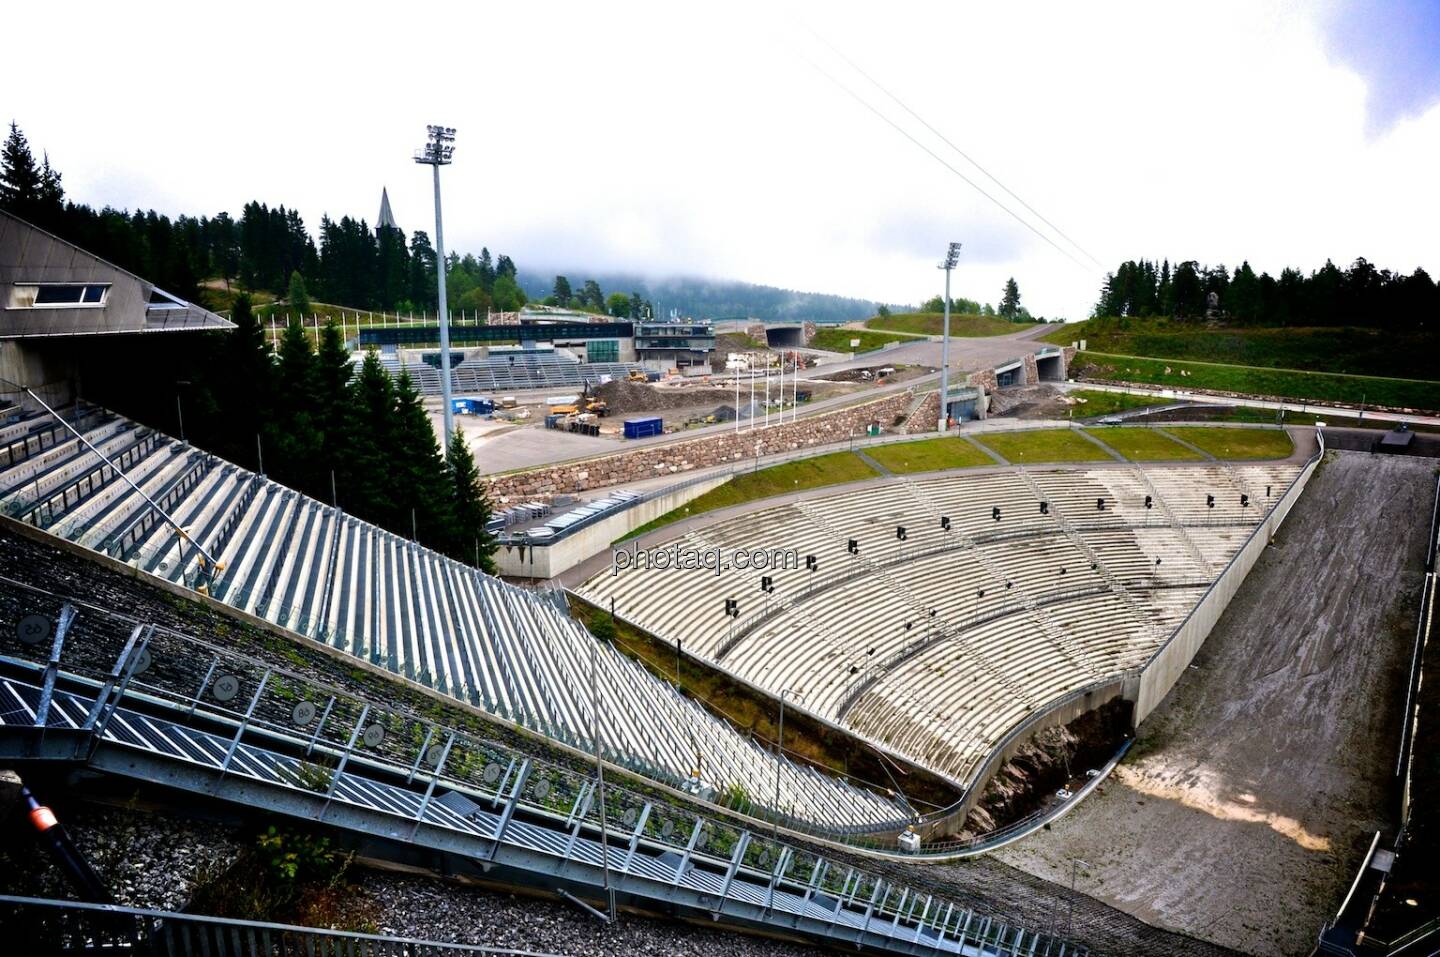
[{"xmin": 577, "ymin": 457, "xmax": 1308, "ymax": 808}]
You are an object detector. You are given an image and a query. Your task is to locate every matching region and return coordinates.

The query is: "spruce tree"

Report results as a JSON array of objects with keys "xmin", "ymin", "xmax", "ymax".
[
  {"xmin": 342, "ymin": 351, "xmax": 397, "ymax": 524},
  {"xmin": 218, "ymin": 294, "xmax": 275, "ymax": 469},
  {"xmin": 287, "ymin": 270, "xmax": 312, "ymax": 317},
  {"xmin": 0, "ymin": 122, "xmax": 43, "ymax": 215},
  {"xmin": 389, "ymin": 371, "xmax": 453, "ymax": 547},
  {"xmin": 1000, "ymin": 278, "xmax": 1021, "ymax": 319},
  {"xmin": 271, "ymin": 320, "xmax": 323, "ymax": 492},
  {"xmin": 313, "ymin": 319, "xmax": 354, "ymax": 492},
  {"xmin": 445, "ymin": 428, "xmax": 497, "ymax": 572}
]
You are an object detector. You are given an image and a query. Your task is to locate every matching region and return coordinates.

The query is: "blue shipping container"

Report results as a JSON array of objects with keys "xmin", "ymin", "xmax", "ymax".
[
  {"xmin": 623, "ymin": 417, "xmax": 663, "ymax": 439},
  {"xmin": 452, "ymin": 397, "xmax": 494, "ymax": 415}
]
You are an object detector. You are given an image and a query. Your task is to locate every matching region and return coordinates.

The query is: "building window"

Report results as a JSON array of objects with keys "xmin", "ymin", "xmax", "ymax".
[{"xmin": 8, "ymin": 283, "xmax": 111, "ymax": 309}]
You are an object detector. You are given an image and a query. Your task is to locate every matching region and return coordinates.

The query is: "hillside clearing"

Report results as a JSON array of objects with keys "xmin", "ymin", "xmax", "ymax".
[
  {"xmin": 865, "ymin": 312, "xmax": 1029, "ymax": 338},
  {"xmin": 1071, "ymin": 351, "xmax": 1440, "ymax": 412}
]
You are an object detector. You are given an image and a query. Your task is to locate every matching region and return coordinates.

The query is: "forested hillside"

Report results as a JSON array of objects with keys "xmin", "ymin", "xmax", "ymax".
[
  {"xmin": 517, "ymin": 269, "xmax": 897, "ymax": 323},
  {"xmin": 0, "ymin": 122, "xmax": 526, "ymax": 316},
  {"xmin": 1094, "ymin": 256, "xmax": 1439, "ymax": 325}
]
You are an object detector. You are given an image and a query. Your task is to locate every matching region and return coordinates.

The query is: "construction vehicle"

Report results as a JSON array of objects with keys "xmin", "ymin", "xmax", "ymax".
[{"xmin": 627, "ymin": 370, "xmax": 648, "ymax": 383}]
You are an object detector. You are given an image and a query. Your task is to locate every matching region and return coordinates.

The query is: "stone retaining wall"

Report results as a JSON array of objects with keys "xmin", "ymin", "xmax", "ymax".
[
  {"xmin": 901, "ymin": 393, "xmax": 940, "ymax": 434},
  {"xmin": 486, "ymin": 390, "xmax": 917, "ymax": 502},
  {"xmin": 968, "ymin": 368, "xmax": 1000, "ymax": 393}
]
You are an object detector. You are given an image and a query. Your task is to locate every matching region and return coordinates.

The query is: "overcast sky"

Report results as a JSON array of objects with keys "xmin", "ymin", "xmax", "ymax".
[{"xmin": 5, "ymin": 0, "xmax": 1438, "ymax": 318}]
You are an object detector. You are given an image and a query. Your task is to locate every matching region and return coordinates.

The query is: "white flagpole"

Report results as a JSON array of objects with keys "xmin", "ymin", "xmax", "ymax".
[
  {"xmin": 749, "ymin": 364, "xmax": 755, "ymax": 432},
  {"xmin": 792, "ymin": 352, "xmax": 799, "ymax": 422},
  {"xmin": 764, "ymin": 361, "xmax": 770, "ymax": 428}
]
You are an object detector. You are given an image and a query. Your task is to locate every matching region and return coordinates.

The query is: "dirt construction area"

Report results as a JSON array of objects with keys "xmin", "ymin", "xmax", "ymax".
[{"xmin": 994, "ymin": 451, "xmax": 1432, "ymax": 956}]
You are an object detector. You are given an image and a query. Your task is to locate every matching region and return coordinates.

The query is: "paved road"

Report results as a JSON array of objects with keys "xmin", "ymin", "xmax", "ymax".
[{"xmin": 809, "ymin": 323, "xmax": 1059, "ymax": 377}]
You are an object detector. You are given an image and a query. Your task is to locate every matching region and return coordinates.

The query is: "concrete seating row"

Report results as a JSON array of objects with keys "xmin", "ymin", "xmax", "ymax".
[{"xmin": 580, "ymin": 462, "xmax": 1300, "ymax": 789}]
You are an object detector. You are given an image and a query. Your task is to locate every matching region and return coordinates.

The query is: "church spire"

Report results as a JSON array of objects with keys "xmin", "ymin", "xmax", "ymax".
[{"xmin": 377, "ymin": 187, "xmax": 399, "ymax": 231}]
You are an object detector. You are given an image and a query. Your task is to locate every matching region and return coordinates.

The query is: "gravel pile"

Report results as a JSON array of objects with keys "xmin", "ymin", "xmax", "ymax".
[
  {"xmin": 367, "ymin": 872, "xmax": 824, "ymax": 956},
  {"xmin": 986, "ymin": 384, "xmax": 1065, "ymax": 418},
  {"xmin": 0, "ymin": 796, "xmax": 239, "ymax": 912},
  {"xmin": 592, "ymin": 380, "xmax": 735, "ymax": 415}
]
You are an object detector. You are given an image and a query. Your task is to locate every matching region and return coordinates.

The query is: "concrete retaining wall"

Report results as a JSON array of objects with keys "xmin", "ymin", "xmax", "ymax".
[
  {"xmin": 495, "ymin": 473, "xmax": 732, "ymax": 578},
  {"xmin": 1132, "ymin": 439, "xmax": 1322, "ymax": 721},
  {"xmin": 486, "ymin": 390, "xmax": 917, "ymax": 503}
]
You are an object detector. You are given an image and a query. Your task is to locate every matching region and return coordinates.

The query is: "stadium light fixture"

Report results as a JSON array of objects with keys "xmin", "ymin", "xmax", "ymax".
[
  {"xmin": 415, "ymin": 124, "xmax": 458, "ymax": 456},
  {"xmin": 937, "ymin": 241, "xmax": 961, "ymax": 433}
]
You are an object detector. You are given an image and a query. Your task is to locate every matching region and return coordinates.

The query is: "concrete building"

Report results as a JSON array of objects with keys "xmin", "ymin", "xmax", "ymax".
[
  {"xmin": 0, "ymin": 210, "xmax": 232, "ymax": 406},
  {"xmin": 634, "ymin": 318, "xmax": 715, "ymax": 375}
]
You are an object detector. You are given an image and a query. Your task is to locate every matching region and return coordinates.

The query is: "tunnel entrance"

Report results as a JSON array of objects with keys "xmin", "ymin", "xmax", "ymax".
[{"xmin": 764, "ymin": 325, "xmax": 805, "ymax": 348}]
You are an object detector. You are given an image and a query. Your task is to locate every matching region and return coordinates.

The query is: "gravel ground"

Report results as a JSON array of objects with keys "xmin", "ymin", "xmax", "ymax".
[
  {"xmin": 995, "ymin": 451, "xmax": 1431, "ymax": 956},
  {"xmin": 0, "ymin": 787, "xmax": 240, "ymax": 912},
  {"xmin": 367, "ymin": 872, "xmax": 824, "ymax": 956}
]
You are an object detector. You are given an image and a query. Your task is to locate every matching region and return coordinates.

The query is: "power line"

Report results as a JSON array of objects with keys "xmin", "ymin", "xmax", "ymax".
[
  {"xmin": 795, "ymin": 50, "xmax": 1097, "ymax": 274},
  {"xmin": 810, "ymin": 30, "xmax": 1106, "ymax": 270}
]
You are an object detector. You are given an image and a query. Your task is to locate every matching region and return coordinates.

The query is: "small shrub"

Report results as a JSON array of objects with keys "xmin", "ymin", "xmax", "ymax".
[{"xmin": 294, "ymin": 759, "xmax": 334, "ymax": 793}]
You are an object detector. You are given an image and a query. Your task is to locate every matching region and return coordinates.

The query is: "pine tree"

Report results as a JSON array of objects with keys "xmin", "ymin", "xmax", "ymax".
[
  {"xmin": 271, "ymin": 320, "xmax": 323, "ymax": 492},
  {"xmin": 342, "ymin": 352, "xmax": 397, "ymax": 523},
  {"xmin": 313, "ymin": 320, "xmax": 354, "ymax": 490},
  {"xmin": 999, "ymin": 278, "xmax": 1021, "ymax": 319},
  {"xmin": 218, "ymin": 294, "xmax": 275, "ymax": 469},
  {"xmin": 0, "ymin": 122, "xmax": 43, "ymax": 215},
  {"xmin": 553, "ymin": 275, "xmax": 573, "ymax": 304},
  {"xmin": 390, "ymin": 371, "xmax": 453, "ymax": 547},
  {"xmin": 445, "ymin": 428, "xmax": 497, "ymax": 572},
  {"xmin": 287, "ymin": 270, "xmax": 312, "ymax": 317}
]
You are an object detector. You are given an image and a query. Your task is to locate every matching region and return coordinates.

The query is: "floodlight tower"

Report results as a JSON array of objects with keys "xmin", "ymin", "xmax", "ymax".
[
  {"xmin": 937, "ymin": 242, "xmax": 962, "ymax": 433},
  {"xmin": 415, "ymin": 125, "xmax": 457, "ymax": 455}
]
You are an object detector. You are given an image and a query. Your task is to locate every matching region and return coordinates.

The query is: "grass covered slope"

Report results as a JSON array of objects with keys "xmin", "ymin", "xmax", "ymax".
[
  {"xmin": 1162, "ymin": 426, "xmax": 1294, "ymax": 459},
  {"xmin": 1071, "ymin": 352, "xmax": 1440, "ymax": 412},
  {"xmin": 865, "ymin": 436, "xmax": 996, "ymax": 473},
  {"xmin": 976, "ymin": 429, "xmax": 1115, "ymax": 463},
  {"xmin": 621, "ymin": 451, "xmax": 879, "ymax": 539},
  {"xmin": 865, "ymin": 312, "xmax": 1028, "ymax": 338},
  {"xmin": 626, "ymin": 425, "xmax": 1293, "ymax": 539},
  {"xmin": 1042, "ymin": 317, "xmax": 1439, "ymax": 381},
  {"xmin": 809, "ymin": 327, "xmax": 922, "ymax": 354},
  {"xmin": 1065, "ymin": 389, "xmax": 1175, "ymax": 417},
  {"xmin": 1083, "ymin": 428, "xmax": 1204, "ymax": 461}
]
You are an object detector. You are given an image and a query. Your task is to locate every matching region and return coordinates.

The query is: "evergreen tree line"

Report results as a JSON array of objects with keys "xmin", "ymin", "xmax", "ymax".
[
  {"xmin": 1095, "ymin": 256, "xmax": 1440, "ymax": 326},
  {"xmin": 918, "ymin": 276, "xmax": 1039, "ymax": 321},
  {"xmin": 1, "ymin": 122, "xmax": 527, "ymax": 318},
  {"xmin": 517, "ymin": 270, "xmax": 900, "ymax": 324},
  {"xmin": 544, "ymin": 274, "xmax": 654, "ymax": 319},
  {"xmin": 174, "ymin": 296, "xmax": 498, "ymax": 571}
]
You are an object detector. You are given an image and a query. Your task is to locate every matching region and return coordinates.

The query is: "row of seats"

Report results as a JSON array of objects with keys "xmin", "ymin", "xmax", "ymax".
[
  {"xmin": 378, "ymin": 354, "xmax": 647, "ymax": 395},
  {"xmin": 580, "ymin": 460, "xmax": 1300, "ymax": 788},
  {"xmin": 0, "ymin": 401, "xmax": 907, "ymax": 831}
]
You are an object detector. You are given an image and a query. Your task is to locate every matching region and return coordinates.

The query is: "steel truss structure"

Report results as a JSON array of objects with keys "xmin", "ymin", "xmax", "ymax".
[{"xmin": 0, "ymin": 581, "xmax": 1090, "ymax": 957}]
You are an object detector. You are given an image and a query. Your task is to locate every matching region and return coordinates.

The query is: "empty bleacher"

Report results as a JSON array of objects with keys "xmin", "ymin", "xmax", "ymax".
[
  {"xmin": 0, "ymin": 401, "xmax": 907, "ymax": 833},
  {"xmin": 379, "ymin": 351, "xmax": 646, "ymax": 395},
  {"xmin": 581, "ymin": 460, "xmax": 1302, "ymax": 790}
]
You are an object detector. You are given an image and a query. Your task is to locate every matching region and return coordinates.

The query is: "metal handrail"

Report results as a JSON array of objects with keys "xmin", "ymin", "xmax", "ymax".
[{"xmin": 0, "ymin": 894, "xmax": 568, "ymax": 955}]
